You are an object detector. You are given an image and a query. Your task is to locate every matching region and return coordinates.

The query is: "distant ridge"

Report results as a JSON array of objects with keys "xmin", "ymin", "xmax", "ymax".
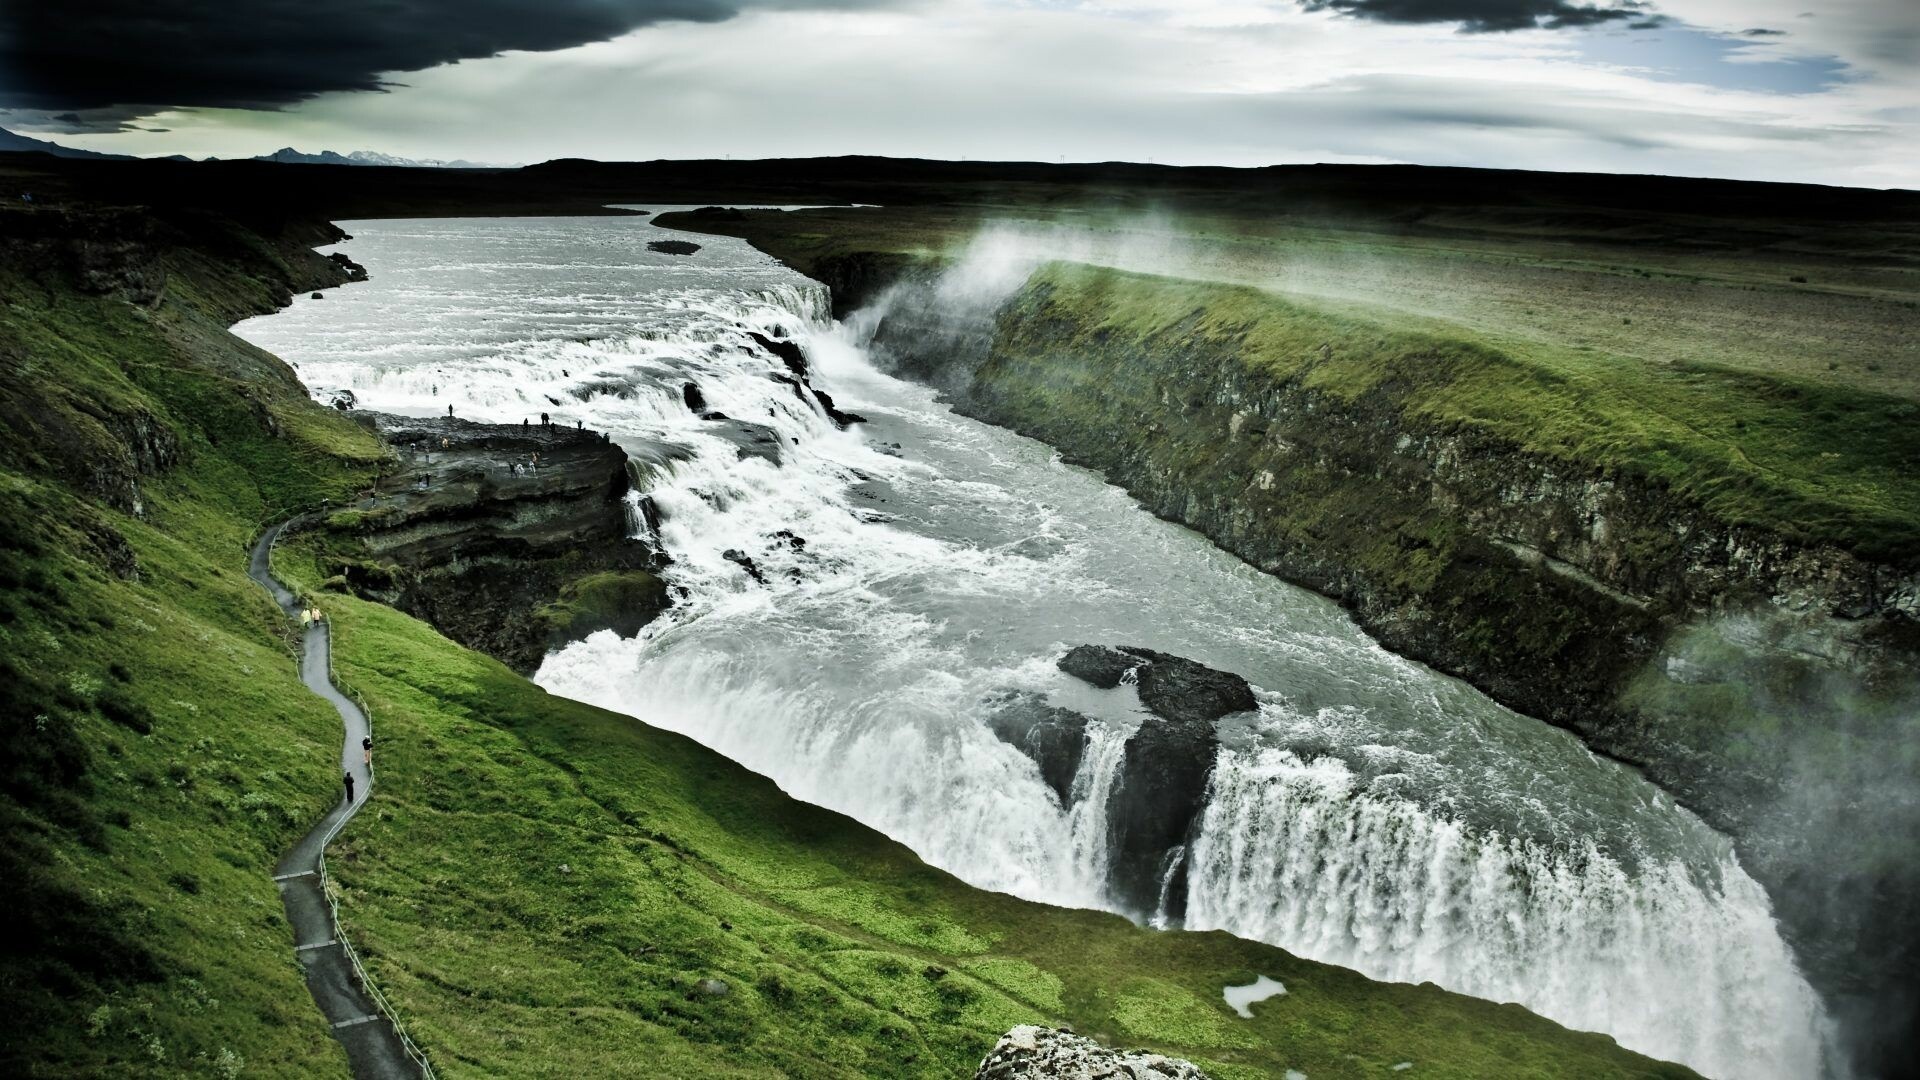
[
  {"xmin": 255, "ymin": 146, "xmax": 507, "ymax": 169},
  {"xmin": 0, "ymin": 126, "xmax": 132, "ymax": 160}
]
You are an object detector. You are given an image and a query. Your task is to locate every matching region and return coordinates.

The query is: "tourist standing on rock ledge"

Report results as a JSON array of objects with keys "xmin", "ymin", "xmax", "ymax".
[{"xmin": 447, "ymin": 404, "xmax": 454, "ymax": 418}]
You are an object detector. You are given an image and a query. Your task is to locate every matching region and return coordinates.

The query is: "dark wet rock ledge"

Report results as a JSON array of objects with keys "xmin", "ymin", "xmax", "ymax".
[
  {"xmin": 987, "ymin": 645, "xmax": 1259, "ymax": 923},
  {"xmin": 313, "ymin": 412, "xmax": 668, "ymax": 672}
]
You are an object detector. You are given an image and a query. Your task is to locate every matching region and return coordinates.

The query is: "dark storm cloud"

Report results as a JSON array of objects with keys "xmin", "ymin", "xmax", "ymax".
[
  {"xmin": 0, "ymin": 0, "xmax": 879, "ymax": 116},
  {"xmin": 1302, "ymin": 0, "xmax": 1663, "ymax": 32}
]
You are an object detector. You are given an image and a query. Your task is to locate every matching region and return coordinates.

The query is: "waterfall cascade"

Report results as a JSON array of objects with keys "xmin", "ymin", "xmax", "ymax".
[{"xmin": 236, "ymin": 212, "xmax": 1837, "ymax": 1080}]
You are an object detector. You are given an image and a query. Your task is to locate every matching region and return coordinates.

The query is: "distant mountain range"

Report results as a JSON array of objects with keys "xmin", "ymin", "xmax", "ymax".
[
  {"xmin": 0, "ymin": 127, "xmax": 504, "ymax": 169},
  {"xmin": 253, "ymin": 147, "xmax": 507, "ymax": 169}
]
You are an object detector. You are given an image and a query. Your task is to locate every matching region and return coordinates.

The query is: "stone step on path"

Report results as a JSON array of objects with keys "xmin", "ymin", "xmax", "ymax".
[{"xmin": 248, "ymin": 522, "xmax": 424, "ymax": 1080}]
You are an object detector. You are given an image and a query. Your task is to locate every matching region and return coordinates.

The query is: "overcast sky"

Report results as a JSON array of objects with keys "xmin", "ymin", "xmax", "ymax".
[{"xmin": 2, "ymin": 0, "xmax": 1914, "ymax": 187}]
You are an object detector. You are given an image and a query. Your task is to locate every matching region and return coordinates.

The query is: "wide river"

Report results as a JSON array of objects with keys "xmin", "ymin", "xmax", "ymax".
[{"xmin": 237, "ymin": 212, "xmax": 1833, "ymax": 1079}]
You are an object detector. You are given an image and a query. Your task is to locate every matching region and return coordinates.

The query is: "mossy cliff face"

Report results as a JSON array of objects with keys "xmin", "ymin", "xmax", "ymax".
[{"xmin": 842, "ymin": 256, "xmax": 1919, "ymax": 1068}]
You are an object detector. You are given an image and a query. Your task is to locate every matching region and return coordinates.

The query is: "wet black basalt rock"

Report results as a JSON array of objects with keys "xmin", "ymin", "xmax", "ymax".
[
  {"xmin": 1057, "ymin": 644, "xmax": 1258, "ymax": 920},
  {"xmin": 681, "ymin": 382, "xmax": 706, "ymax": 413},
  {"xmin": 723, "ymin": 549, "xmax": 766, "ymax": 584},
  {"xmin": 1107, "ymin": 710, "xmax": 1215, "ymax": 921},
  {"xmin": 1058, "ymin": 643, "xmax": 1140, "ymax": 688},
  {"xmin": 1057, "ymin": 644, "xmax": 1257, "ymax": 725},
  {"xmin": 812, "ymin": 388, "xmax": 866, "ymax": 428},
  {"xmin": 325, "ymin": 250, "xmax": 368, "ymax": 282},
  {"xmin": 647, "ymin": 240, "xmax": 701, "ymax": 256},
  {"xmin": 1130, "ymin": 649, "xmax": 1258, "ymax": 725},
  {"xmin": 984, "ymin": 692, "xmax": 1092, "ymax": 806},
  {"xmin": 750, "ymin": 331, "xmax": 808, "ymax": 379}
]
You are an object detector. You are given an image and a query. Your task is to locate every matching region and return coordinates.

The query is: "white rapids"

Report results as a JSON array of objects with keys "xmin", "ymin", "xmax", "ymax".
[{"xmin": 236, "ymin": 210, "xmax": 1837, "ymax": 1079}]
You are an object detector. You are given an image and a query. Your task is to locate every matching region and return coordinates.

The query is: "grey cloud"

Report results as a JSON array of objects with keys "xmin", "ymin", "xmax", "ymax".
[
  {"xmin": 1742, "ymin": 28, "xmax": 1787, "ymax": 37},
  {"xmin": 0, "ymin": 0, "xmax": 890, "ymax": 119},
  {"xmin": 1301, "ymin": 0, "xmax": 1662, "ymax": 32}
]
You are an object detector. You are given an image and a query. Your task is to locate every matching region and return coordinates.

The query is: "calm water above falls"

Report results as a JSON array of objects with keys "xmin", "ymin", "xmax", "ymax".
[{"xmin": 237, "ymin": 213, "xmax": 1833, "ymax": 1079}]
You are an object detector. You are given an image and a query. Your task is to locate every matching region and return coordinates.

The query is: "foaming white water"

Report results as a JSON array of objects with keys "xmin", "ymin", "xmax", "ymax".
[
  {"xmin": 238, "ymin": 213, "xmax": 1835, "ymax": 1079},
  {"xmin": 1189, "ymin": 745, "xmax": 1830, "ymax": 1079}
]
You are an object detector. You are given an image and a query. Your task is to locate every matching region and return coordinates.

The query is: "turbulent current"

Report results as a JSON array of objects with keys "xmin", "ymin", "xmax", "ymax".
[{"xmin": 238, "ymin": 212, "xmax": 1835, "ymax": 1079}]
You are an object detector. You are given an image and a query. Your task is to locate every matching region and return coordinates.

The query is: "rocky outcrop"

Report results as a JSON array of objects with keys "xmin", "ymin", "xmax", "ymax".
[
  {"xmin": 743, "ymin": 331, "xmax": 865, "ymax": 429},
  {"xmin": 974, "ymin": 1026, "xmax": 1210, "ymax": 1080},
  {"xmin": 647, "ymin": 240, "xmax": 700, "ymax": 256},
  {"xmin": 1058, "ymin": 645, "xmax": 1256, "ymax": 921},
  {"xmin": 985, "ymin": 692, "xmax": 1092, "ymax": 805},
  {"xmin": 750, "ymin": 330, "xmax": 808, "ymax": 379},
  {"xmin": 320, "ymin": 414, "xmax": 666, "ymax": 671}
]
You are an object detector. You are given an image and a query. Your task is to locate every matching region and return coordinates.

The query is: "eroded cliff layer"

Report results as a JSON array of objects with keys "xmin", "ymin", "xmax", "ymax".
[{"xmin": 310, "ymin": 413, "xmax": 666, "ymax": 672}]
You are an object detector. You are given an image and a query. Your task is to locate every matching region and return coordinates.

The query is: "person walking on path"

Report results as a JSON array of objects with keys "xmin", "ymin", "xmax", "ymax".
[
  {"xmin": 362, "ymin": 736, "xmax": 373, "ymax": 769},
  {"xmin": 343, "ymin": 771, "xmax": 356, "ymax": 804}
]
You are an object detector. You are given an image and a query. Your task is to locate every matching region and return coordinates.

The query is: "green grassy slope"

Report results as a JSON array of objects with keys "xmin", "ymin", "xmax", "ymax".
[
  {"xmin": 0, "ymin": 206, "xmax": 1696, "ymax": 1076},
  {"xmin": 0, "ymin": 225, "xmax": 384, "ymax": 1076},
  {"xmin": 276, "ymin": 565, "xmax": 1690, "ymax": 1080},
  {"xmin": 1009, "ymin": 261, "xmax": 1920, "ymax": 560}
]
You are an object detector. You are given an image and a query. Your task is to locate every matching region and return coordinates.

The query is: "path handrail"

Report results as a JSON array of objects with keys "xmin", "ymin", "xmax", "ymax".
[{"xmin": 262, "ymin": 515, "xmax": 438, "ymax": 1080}]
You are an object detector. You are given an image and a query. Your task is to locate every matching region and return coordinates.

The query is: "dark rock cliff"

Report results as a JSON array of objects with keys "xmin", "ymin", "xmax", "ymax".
[{"xmin": 316, "ymin": 414, "xmax": 667, "ymax": 672}]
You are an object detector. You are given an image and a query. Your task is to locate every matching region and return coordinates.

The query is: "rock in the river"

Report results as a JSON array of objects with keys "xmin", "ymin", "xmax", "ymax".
[
  {"xmin": 974, "ymin": 1026, "xmax": 1210, "ymax": 1080},
  {"xmin": 723, "ymin": 549, "xmax": 767, "ymax": 584},
  {"xmin": 1058, "ymin": 644, "xmax": 1142, "ymax": 688},
  {"xmin": 647, "ymin": 240, "xmax": 701, "ymax": 256},
  {"xmin": 325, "ymin": 250, "xmax": 368, "ymax": 282},
  {"xmin": 1129, "ymin": 648, "xmax": 1257, "ymax": 725},
  {"xmin": 750, "ymin": 330, "xmax": 809, "ymax": 379},
  {"xmin": 1057, "ymin": 644, "xmax": 1258, "ymax": 919},
  {"xmin": 985, "ymin": 693, "xmax": 1092, "ymax": 806},
  {"xmin": 682, "ymin": 381, "xmax": 707, "ymax": 413},
  {"xmin": 812, "ymin": 388, "xmax": 867, "ymax": 428},
  {"xmin": 1059, "ymin": 645, "xmax": 1255, "ymax": 724}
]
